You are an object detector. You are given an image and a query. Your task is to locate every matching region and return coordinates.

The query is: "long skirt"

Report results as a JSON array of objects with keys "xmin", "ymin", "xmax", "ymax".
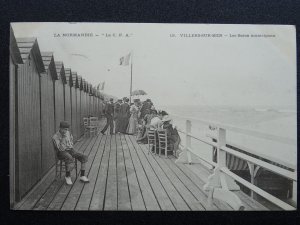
[
  {"xmin": 127, "ymin": 116, "xmax": 138, "ymax": 134},
  {"xmin": 119, "ymin": 116, "xmax": 129, "ymax": 133}
]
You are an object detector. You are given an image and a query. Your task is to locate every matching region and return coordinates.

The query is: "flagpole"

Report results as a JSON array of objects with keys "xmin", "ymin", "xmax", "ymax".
[{"xmin": 129, "ymin": 51, "xmax": 133, "ymax": 104}]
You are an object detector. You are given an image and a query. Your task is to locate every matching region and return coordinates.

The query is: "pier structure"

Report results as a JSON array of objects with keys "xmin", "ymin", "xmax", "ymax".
[
  {"xmin": 10, "ymin": 28, "xmax": 296, "ymax": 211},
  {"xmin": 174, "ymin": 117, "xmax": 297, "ymax": 210}
]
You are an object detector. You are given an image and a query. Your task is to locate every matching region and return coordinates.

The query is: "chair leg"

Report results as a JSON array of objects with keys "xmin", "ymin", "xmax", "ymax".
[
  {"xmin": 75, "ymin": 159, "xmax": 78, "ymax": 179},
  {"xmin": 60, "ymin": 161, "xmax": 62, "ymax": 178},
  {"xmin": 55, "ymin": 163, "xmax": 58, "ymax": 180},
  {"xmin": 165, "ymin": 146, "xmax": 167, "ymax": 158}
]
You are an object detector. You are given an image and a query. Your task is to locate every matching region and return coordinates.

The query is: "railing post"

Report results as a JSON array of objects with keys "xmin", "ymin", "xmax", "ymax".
[
  {"xmin": 186, "ymin": 120, "xmax": 192, "ymax": 164},
  {"xmin": 217, "ymin": 127, "xmax": 226, "ymax": 167}
]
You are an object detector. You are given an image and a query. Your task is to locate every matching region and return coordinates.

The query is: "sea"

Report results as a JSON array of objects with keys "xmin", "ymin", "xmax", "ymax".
[{"xmin": 158, "ymin": 105, "xmax": 297, "ymax": 169}]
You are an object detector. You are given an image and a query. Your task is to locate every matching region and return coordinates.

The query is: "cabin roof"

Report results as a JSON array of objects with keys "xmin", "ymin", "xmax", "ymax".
[
  {"xmin": 64, "ymin": 68, "xmax": 73, "ymax": 86},
  {"xmin": 71, "ymin": 71, "xmax": 79, "ymax": 88},
  {"xmin": 77, "ymin": 75, "xmax": 83, "ymax": 90},
  {"xmin": 10, "ymin": 27, "xmax": 23, "ymax": 64},
  {"xmin": 16, "ymin": 37, "xmax": 45, "ymax": 73},
  {"xmin": 55, "ymin": 61, "xmax": 67, "ymax": 84},
  {"xmin": 41, "ymin": 52, "xmax": 58, "ymax": 80}
]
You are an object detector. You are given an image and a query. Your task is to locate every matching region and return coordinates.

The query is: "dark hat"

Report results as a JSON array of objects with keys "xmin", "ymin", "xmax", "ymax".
[
  {"xmin": 60, "ymin": 121, "xmax": 70, "ymax": 128},
  {"xmin": 151, "ymin": 109, "xmax": 158, "ymax": 114}
]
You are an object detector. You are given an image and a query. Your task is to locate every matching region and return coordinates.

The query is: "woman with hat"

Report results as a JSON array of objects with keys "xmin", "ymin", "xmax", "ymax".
[
  {"xmin": 127, "ymin": 99, "xmax": 140, "ymax": 135},
  {"xmin": 161, "ymin": 115, "xmax": 181, "ymax": 155}
]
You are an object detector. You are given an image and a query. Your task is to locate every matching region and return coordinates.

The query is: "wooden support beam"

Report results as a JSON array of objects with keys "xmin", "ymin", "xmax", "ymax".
[{"xmin": 203, "ymin": 167, "xmax": 242, "ymax": 210}]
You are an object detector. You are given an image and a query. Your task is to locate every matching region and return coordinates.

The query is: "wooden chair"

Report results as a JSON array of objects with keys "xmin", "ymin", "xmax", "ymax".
[
  {"xmin": 147, "ymin": 128, "xmax": 157, "ymax": 155},
  {"xmin": 52, "ymin": 140, "xmax": 77, "ymax": 179},
  {"xmin": 157, "ymin": 129, "xmax": 174, "ymax": 158},
  {"xmin": 89, "ymin": 117, "xmax": 99, "ymax": 135},
  {"xmin": 83, "ymin": 117, "xmax": 97, "ymax": 137}
]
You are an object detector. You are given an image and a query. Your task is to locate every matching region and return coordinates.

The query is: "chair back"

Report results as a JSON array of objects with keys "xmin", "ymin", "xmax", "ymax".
[
  {"xmin": 52, "ymin": 139, "xmax": 59, "ymax": 161},
  {"xmin": 83, "ymin": 117, "xmax": 89, "ymax": 126},
  {"xmin": 157, "ymin": 129, "xmax": 168, "ymax": 146},
  {"xmin": 147, "ymin": 128, "xmax": 156, "ymax": 144},
  {"xmin": 89, "ymin": 117, "xmax": 98, "ymax": 127}
]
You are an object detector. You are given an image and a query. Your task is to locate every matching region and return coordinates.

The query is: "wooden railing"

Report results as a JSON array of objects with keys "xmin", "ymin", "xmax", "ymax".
[{"xmin": 173, "ymin": 115, "xmax": 297, "ymax": 210}]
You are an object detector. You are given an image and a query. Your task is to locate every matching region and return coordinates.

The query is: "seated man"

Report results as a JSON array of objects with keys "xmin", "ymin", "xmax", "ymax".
[{"xmin": 52, "ymin": 121, "xmax": 89, "ymax": 185}]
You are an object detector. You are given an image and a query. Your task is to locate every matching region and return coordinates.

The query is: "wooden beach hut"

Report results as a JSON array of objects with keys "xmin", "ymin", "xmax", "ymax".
[
  {"xmin": 90, "ymin": 86, "xmax": 95, "ymax": 116},
  {"xmin": 54, "ymin": 61, "xmax": 66, "ymax": 131},
  {"xmin": 71, "ymin": 71, "xmax": 79, "ymax": 141},
  {"xmin": 81, "ymin": 79, "xmax": 87, "ymax": 118},
  {"xmin": 9, "ymin": 27, "xmax": 23, "ymax": 206},
  {"xmin": 15, "ymin": 37, "xmax": 45, "ymax": 201},
  {"xmin": 64, "ymin": 68, "xmax": 72, "ymax": 129},
  {"xmin": 86, "ymin": 82, "xmax": 91, "ymax": 117},
  {"xmin": 88, "ymin": 83, "xmax": 93, "ymax": 116},
  {"xmin": 40, "ymin": 52, "xmax": 57, "ymax": 176},
  {"xmin": 77, "ymin": 75, "xmax": 84, "ymax": 137}
]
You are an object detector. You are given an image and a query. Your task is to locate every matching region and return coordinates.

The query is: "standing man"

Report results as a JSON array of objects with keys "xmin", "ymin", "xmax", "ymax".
[
  {"xmin": 114, "ymin": 99, "xmax": 122, "ymax": 133},
  {"xmin": 119, "ymin": 97, "xmax": 130, "ymax": 133},
  {"xmin": 101, "ymin": 98, "xmax": 115, "ymax": 135},
  {"xmin": 52, "ymin": 121, "xmax": 89, "ymax": 185}
]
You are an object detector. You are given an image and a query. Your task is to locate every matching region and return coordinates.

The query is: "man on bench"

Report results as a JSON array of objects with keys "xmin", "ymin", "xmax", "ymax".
[{"xmin": 52, "ymin": 121, "xmax": 89, "ymax": 185}]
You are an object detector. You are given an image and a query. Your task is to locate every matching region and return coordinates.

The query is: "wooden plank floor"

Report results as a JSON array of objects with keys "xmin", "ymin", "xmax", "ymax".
[{"xmin": 16, "ymin": 133, "xmax": 268, "ymax": 211}]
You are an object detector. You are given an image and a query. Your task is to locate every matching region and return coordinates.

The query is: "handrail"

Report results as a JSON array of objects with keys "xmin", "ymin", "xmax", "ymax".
[
  {"xmin": 221, "ymin": 146, "xmax": 296, "ymax": 181},
  {"xmin": 171, "ymin": 113, "xmax": 296, "ymax": 146},
  {"xmin": 178, "ymin": 129, "xmax": 218, "ymax": 148},
  {"xmin": 174, "ymin": 118, "xmax": 297, "ymax": 210},
  {"xmin": 221, "ymin": 167, "xmax": 296, "ymax": 210}
]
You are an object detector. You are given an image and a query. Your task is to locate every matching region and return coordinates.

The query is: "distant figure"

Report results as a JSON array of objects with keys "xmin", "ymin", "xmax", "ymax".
[
  {"xmin": 161, "ymin": 115, "xmax": 181, "ymax": 154},
  {"xmin": 139, "ymin": 99, "xmax": 152, "ymax": 119},
  {"xmin": 119, "ymin": 97, "xmax": 131, "ymax": 133},
  {"xmin": 150, "ymin": 109, "xmax": 163, "ymax": 129},
  {"xmin": 52, "ymin": 121, "xmax": 89, "ymax": 185},
  {"xmin": 101, "ymin": 98, "xmax": 114, "ymax": 135},
  {"xmin": 137, "ymin": 109, "xmax": 154, "ymax": 144},
  {"xmin": 127, "ymin": 99, "xmax": 140, "ymax": 135},
  {"xmin": 114, "ymin": 99, "xmax": 123, "ymax": 133}
]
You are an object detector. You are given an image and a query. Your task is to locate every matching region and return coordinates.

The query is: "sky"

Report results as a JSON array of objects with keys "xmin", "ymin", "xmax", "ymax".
[{"xmin": 12, "ymin": 23, "xmax": 297, "ymax": 108}]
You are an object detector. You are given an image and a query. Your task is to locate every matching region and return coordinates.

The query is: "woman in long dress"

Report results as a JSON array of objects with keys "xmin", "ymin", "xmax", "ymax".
[{"xmin": 127, "ymin": 101, "xmax": 139, "ymax": 135}]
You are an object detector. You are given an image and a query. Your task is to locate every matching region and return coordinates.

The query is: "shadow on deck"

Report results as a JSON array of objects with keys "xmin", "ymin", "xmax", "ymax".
[{"xmin": 14, "ymin": 133, "xmax": 268, "ymax": 211}]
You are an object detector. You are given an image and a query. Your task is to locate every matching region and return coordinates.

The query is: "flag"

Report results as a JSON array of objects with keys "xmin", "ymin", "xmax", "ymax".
[
  {"xmin": 120, "ymin": 53, "xmax": 131, "ymax": 66},
  {"xmin": 97, "ymin": 82, "xmax": 105, "ymax": 91},
  {"xmin": 101, "ymin": 82, "xmax": 105, "ymax": 90}
]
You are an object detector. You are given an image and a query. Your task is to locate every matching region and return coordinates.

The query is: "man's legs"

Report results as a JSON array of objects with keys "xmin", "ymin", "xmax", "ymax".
[
  {"xmin": 57, "ymin": 151, "xmax": 74, "ymax": 185},
  {"xmin": 109, "ymin": 116, "xmax": 114, "ymax": 134},
  {"xmin": 68, "ymin": 148, "xmax": 89, "ymax": 183},
  {"xmin": 101, "ymin": 115, "xmax": 109, "ymax": 134}
]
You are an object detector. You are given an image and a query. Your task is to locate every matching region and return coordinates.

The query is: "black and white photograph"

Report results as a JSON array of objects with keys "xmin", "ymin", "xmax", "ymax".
[{"xmin": 9, "ymin": 22, "xmax": 297, "ymax": 211}]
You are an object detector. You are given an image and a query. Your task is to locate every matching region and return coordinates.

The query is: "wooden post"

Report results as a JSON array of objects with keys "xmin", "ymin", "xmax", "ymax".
[
  {"xmin": 186, "ymin": 120, "xmax": 192, "ymax": 164},
  {"xmin": 217, "ymin": 128, "xmax": 226, "ymax": 167},
  {"xmin": 292, "ymin": 180, "xmax": 297, "ymax": 204},
  {"xmin": 247, "ymin": 162, "xmax": 261, "ymax": 198}
]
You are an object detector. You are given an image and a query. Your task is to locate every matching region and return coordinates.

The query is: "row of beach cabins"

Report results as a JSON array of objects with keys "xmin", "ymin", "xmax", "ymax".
[{"xmin": 9, "ymin": 27, "xmax": 111, "ymax": 207}]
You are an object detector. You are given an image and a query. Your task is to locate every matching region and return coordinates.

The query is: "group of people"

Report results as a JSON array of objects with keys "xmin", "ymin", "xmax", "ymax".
[
  {"xmin": 52, "ymin": 98, "xmax": 181, "ymax": 185},
  {"xmin": 100, "ymin": 97, "xmax": 153, "ymax": 135},
  {"xmin": 100, "ymin": 97, "xmax": 181, "ymax": 155}
]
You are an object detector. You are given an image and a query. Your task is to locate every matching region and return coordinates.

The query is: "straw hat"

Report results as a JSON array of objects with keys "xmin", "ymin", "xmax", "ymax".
[{"xmin": 162, "ymin": 115, "xmax": 172, "ymax": 122}]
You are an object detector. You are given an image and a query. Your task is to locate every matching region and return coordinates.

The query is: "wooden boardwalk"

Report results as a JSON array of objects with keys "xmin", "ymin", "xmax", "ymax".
[{"xmin": 15, "ymin": 133, "xmax": 268, "ymax": 211}]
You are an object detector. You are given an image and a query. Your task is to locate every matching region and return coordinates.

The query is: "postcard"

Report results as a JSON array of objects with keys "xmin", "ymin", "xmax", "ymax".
[{"xmin": 9, "ymin": 22, "xmax": 297, "ymax": 210}]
